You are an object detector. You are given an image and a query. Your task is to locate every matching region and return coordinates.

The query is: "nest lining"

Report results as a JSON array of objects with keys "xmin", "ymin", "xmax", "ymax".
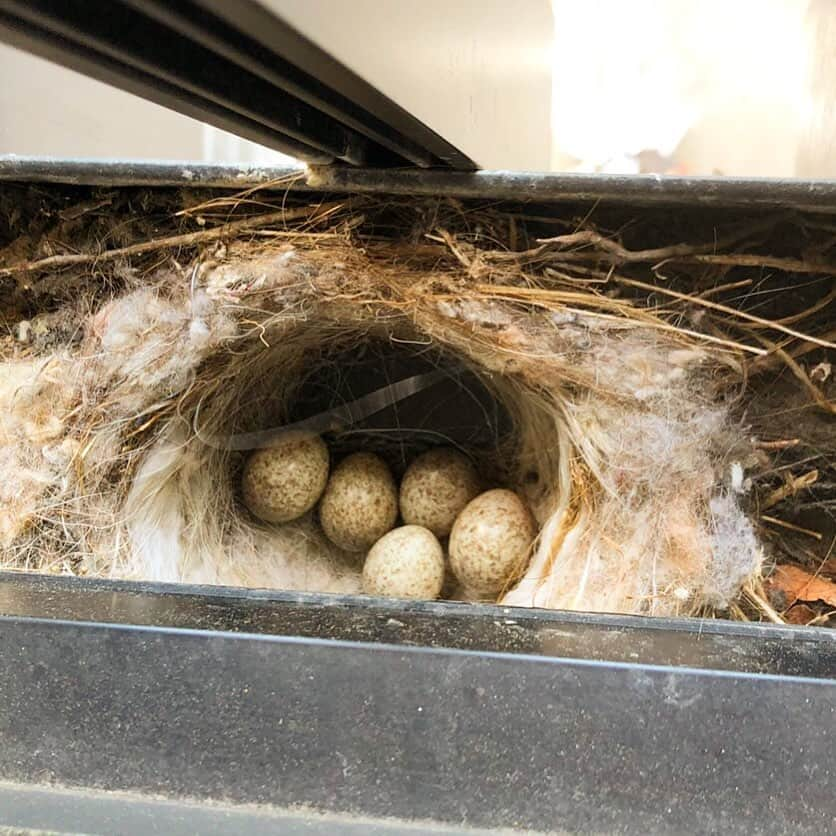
[{"xmin": 1, "ymin": 183, "xmax": 834, "ymax": 622}]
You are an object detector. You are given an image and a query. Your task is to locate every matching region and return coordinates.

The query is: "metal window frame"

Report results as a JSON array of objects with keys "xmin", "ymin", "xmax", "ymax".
[{"xmin": 0, "ymin": 0, "xmax": 477, "ymax": 169}]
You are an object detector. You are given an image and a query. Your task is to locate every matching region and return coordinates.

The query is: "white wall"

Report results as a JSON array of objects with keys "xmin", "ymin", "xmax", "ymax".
[
  {"xmin": 797, "ymin": 0, "xmax": 836, "ymax": 177},
  {"xmin": 0, "ymin": 43, "xmax": 293, "ymax": 163},
  {"xmin": 263, "ymin": 0, "xmax": 555, "ymax": 170},
  {"xmin": 550, "ymin": 0, "xmax": 817, "ymax": 178}
]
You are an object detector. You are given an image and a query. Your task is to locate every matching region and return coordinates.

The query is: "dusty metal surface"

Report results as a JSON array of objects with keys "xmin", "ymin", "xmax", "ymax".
[
  {"xmin": 0, "ymin": 597, "xmax": 833, "ymax": 834},
  {"xmin": 0, "ymin": 573, "xmax": 834, "ymax": 679},
  {"xmin": 3, "ymin": 156, "xmax": 836, "ymax": 210},
  {"xmin": 0, "ymin": 575, "xmax": 834, "ymax": 833},
  {"xmin": 0, "ymin": 781, "xmax": 490, "ymax": 835}
]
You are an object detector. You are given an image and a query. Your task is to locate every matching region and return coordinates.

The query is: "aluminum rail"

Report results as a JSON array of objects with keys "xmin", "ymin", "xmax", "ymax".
[
  {"xmin": 0, "ymin": 572, "xmax": 833, "ymax": 834},
  {"xmin": 3, "ymin": 156, "xmax": 836, "ymax": 211}
]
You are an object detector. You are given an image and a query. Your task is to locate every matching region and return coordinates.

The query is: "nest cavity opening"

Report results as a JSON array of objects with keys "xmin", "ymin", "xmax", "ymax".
[{"xmin": 95, "ymin": 251, "xmax": 759, "ymax": 616}]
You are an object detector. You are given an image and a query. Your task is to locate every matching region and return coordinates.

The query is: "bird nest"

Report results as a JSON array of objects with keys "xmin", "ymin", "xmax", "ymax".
[{"xmin": 0, "ymin": 179, "xmax": 833, "ymax": 623}]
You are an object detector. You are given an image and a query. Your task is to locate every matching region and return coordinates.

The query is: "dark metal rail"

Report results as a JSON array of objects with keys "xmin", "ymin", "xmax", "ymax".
[
  {"xmin": 0, "ymin": 573, "xmax": 833, "ymax": 834},
  {"xmin": 3, "ymin": 156, "xmax": 836, "ymax": 212}
]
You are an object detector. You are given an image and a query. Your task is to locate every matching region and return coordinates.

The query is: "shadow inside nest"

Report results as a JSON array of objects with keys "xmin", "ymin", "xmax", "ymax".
[{"xmin": 284, "ymin": 339, "xmax": 512, "ymax": 477}]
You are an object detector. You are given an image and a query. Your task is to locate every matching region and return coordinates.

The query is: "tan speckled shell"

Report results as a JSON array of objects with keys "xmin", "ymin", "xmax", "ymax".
[
  {"xmin": 241, "ymin": 433, "xmax": 329, "ymax": 524},
  {"xmin": 399, "ymin": 448, "xmax": 480, "ymax": 537},
  {"xmin": 319, "ymin": 452, "xmax": 398, "ymax": 552},
  {"xmin": 362, "ymin": 525, "xmax": 444, "ymax": 599},
  {"xmin": 449, "ymin": 489, "xmax": 536, "ymax": 596}
]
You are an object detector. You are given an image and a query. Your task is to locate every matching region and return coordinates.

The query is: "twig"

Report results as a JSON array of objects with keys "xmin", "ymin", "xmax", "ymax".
[
  {"xmin": 0, "ymin": 201, "xmax": 343, "ymax": 277},
  {"xmin": 754, "ymin": 455, "xmax": 824, "ymax": 479},
  {"xmin": 613, "ymin": 276, "xmax": 836, "ymax": 350},
  {"xmin": 432, "ymin": 229, "xmax": 473, "ymax": 270},
  {"xmin": 762, "ymin": 515, "xmax": 823, "ymax": 540},
  {"xmin": 250, "ymin": 230, "xmax": 345, "ymax": 239},
  {"xmin": 57, "ymin": 195, "xmax": 114, "ymax": 221},
  {"xmin": 698, "ymin": 278, "xmax": 753, "ymax": 299},
  {"xmin": 748, "ymin": 326, "xmax": 836, "ymax": 376},
  {"xmin": 749, "ymin": 332, "xmax": 836, "ymax": 415},
  {"xmin": 754, "ymin": 438, "xmax": 800, "ymax": 450},
  {"xmin": 533, "ymin": 215, "xmax": 780, "ymax": 265},
  {"xmin": 682, "ymin": 252, "xmax": 836, "ymax": 274},
  {"xmin": 728, "ymin": 601, "xmax": 751, "ymax": 621},
  {"xmin": 545, "ymin": 266, "xmax": 608, "ymax": 284},
  {"xmin": 762, "ymin": 470, "xmax": 819, "ymax": 510},
  {"xmin": 742, "ymin": 580, "xmax": 786, "ymax": 624},
  {"xmin": 744, "ymin": 284, "xmax": 836, "ymax": 329}
]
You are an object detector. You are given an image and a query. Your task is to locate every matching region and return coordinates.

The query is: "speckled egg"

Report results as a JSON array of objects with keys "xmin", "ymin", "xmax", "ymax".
[
  {"xmin": 241, "ymin": 433, "xmax": 329, "ymax": 524},
  {"xmin": 449, "ymin": 489, "xmax": 536, "ymax": 596},
  {"xmin": 362, "ymin": 525, "xmax": 445, "ymax": 599},
  {"xmin": 319, "ymin": 452, "xmax": 398, "ymax": 552},
  {"xmin": 399, "ymin": 448, "xmax": 480, "ymax": 538}
]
